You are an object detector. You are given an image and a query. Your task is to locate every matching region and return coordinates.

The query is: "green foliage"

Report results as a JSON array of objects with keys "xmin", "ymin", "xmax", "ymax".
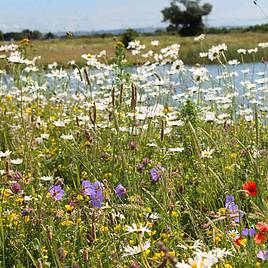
[
  {"xmin": 120, "ymin": 28, "xmax": 138, "ymax": 47},
  {"xmin": 162, "ymin": 0, "xmax": 212, "ymax": 36},
  {"xmin": 44, "ymin": 32, "xmax": 55, "ymax": 39},
  {"xmin": 180, "ymin": 99, "xmax": 199, "ymax": 126}
]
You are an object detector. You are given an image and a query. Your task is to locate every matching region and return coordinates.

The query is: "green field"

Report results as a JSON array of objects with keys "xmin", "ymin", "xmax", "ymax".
[{"xmin": 15, "ymin": 32, "xmax": 268, "ymax": 66}]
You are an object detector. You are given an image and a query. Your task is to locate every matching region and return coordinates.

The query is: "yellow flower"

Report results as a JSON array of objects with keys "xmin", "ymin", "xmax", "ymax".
[
  {"xmin": 5, "ymin": 95, "xmax": 12, "ymax": 101},
  {"xmin": 16, "ymin": 197, "xmax": 24, "ymax": 204},
  {"xmin": 65, "ymin": 205, "xmax": 74, "ymax": 212},
  {"xmin": 24, "ymin": 216, "xmax": 30, "ymax": 223},
  {"xmin": 152, "ymin": 252, "xmax": 162, "ymax": 262},
  {"xmin": 25, "ymin": 107, "xmax": 32, "ymax": 116},
  {"xmin": 20, "ymin": 38, "xmax": 30, "ymax": 45},
  {"xmin": 116, "ymin": 41, "xmax": 124, "ymax": 47},
  {"xmin": 41, "ymin": 246, "xmax": 48, "ymax": 256},
  {"xmin": 76, "ymin": 194, "xmax": 84, "ymax": 201},
  {"xmin": 114, "ymin": 224, "xmax": 121, "ymax": 233},
  {"xmin": 239, "ymin": 238, "xmax": 247, "ymax": 247},
  {"xmin": 224, "ymin": 165, "xmax": 233, "ymax": 173},
  {"xmin": 60, "ymin": 220, "xmax": 74, "ymax": 226},
  {"xmin": 169, "ymin": 251, "xmax": 175, "ymax": 257},
  {"xmin": 9, "ymin": 212, "xmax": 19, "ymax": 226},
  {"xmin": 143, "ymin": 249, "xmax": 150, "ymax": 256},
  {"xmin": 224, "ymin": 264, "xmax": 233, "ymax": 268},
  {"xmin": 218, "ymin": 208, "xmax": 227, "ymax": 215},
  {"xmin": 164, "ymin": 105, "xmax": 173, "ymax": 113},
  {"xmin": 50, "ymin": 116, "xmax": 56, "ymax": 120},
  {"xmin": 103, "ymin": 173, "xmax": 112, "ymax": 180},
  {"xmin": 230, "ymin": 153, "xmax": 237, "ymax": 159},
  {"xmin": 214, "ymin": 235, "xmax": 222, "ymax": 244},
  {"xmin": 100, "ymin": 226, "xmax": 109, "ymax": 233},
  {"xmin": 150, "ymin": 230, "xmax": 157, "ymax": 236},
  {"xmin": 0, "ymin": 189, "xmax": 13, "ymax": 198},
  {"xmin": 146, "ymin": 221, "xmax": 153, "ymax": 228},
  {"xmin": 171, "ymin": 211, "xmax": 178, "ymax": 217}
]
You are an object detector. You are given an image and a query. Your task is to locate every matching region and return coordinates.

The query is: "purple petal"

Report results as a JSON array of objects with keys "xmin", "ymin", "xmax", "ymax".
[{"xmin": 257, "ymin": 250, "xmax": 268, "ymax": 260}]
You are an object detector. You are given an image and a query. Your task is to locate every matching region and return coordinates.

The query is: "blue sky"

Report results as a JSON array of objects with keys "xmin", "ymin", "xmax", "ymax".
[{"xmin": 0, "ymin": 0, "xmax": 268, "ymax": 32}]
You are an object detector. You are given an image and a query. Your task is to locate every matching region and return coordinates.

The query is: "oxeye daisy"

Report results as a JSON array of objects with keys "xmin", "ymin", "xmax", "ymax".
[{"xmin": 229, "ymin": 230, "xmax": 239, "ymax": 241}]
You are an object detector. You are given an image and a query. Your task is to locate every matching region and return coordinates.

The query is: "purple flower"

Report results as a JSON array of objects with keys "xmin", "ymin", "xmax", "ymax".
[
  {"xmin": 82, "ymin": 180, "xmax": 104, "ymax": 208},
  {"xmin": 9, "ymin": 171, "xmax": 22, "ymax": 181},
  {"xmin": 242, "ymin": 227, "xmax": 256, "ymax": 237},
  {"xmin": 115, "ymin": 184, "xmax": 127, "ymax": 197},
  {"xmin": 22, "ymin": 210, "xmax": 28, "ymax": 217},
  {"xmin": 257, "ymin": 250, "xmax": 268, "ymax": 260},
  {"xmin": 11, "ymin": 182, "xmax": 21, "ymax": 193},
  {"xmin": 225, "ymin": 195, "xmax": 235, "ymax": 210},
  {"xmin": 82, "ymin": 180, "xmax": 92, "ymax": 195},
  {"xmin": 226, "ymin": 195, "xmax": 234, "ymax": 203},
  {"xmin": 143, "ymin": 157, "xmax": 151, "ymax": 165},
  {"xmin": 137, "ymin": 163, "xmax": 145, "ymax": 172},
  {"xmin": 225, "ymin": 195, "xmax": 244, "ymax": 222},
  {"xmin": 48, "ymin": 185, "xmax": 64, "ymax": 201},
  {"xmin": 150, "ymin": 165, "xmax": 165, "ymax": 182}
]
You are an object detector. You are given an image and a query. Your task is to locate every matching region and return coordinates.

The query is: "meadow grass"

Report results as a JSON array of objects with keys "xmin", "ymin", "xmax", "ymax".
[
  {"xmin": 1, "ymin": 32, "xmax": 267, "ymax": 66},
  {"xmin": 1, "ymin": 35, "xmax": 268, "ymax": 267}
]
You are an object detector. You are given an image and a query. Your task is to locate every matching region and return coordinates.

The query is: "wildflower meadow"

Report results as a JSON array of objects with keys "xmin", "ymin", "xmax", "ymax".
[{"xmin": 1, "ymin": 36, "xmax": 268, "ymax": 267}]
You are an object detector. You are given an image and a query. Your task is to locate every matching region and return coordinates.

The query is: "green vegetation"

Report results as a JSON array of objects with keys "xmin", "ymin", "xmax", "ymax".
[
  {"xmin": 2, "ymin": 28, "xmax": 268, "ymax": 267},
  {"xmin": 162, "ymin": 0, "xmax": 213, "ymax": 36},
  {"xmin": 6, "ymin": 32, "xmax": 268, "ymax": 66}
]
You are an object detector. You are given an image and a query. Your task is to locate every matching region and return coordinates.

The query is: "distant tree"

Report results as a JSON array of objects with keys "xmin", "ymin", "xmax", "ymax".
[
  {"xmin": 4, "ymin": 32, "xmax": 21, "ymax": 41},
  {"xmin": 162, "ymin": 0, "xmax": 212, "ymax": 36},
  {"xmin": 0, "ymin": 31, "xmax": 3, "ymax": 41},
  {"xmin": 21, "ymin": 29, "xmax": 32, "ymax": 39},
  {"xmin": 32, "ymin": 30, "xmax": 43, "ymax": 40},
  {"xmin": 120, "ymin": 28, "xmax": 138, "ymax": 48},
  {"xmin": 45, "ymin": 32, "xmax": 55, "ymax": 39}
]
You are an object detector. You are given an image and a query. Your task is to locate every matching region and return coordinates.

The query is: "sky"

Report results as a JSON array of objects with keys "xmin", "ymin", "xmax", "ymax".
[{"xmin": 0, "ymin": 0, "xmax": 268, "ymax": 33}]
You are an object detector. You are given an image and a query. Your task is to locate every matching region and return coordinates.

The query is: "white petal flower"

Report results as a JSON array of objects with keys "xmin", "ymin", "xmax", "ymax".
[
  {"xmin": 0, "ymin": 150, "xmax": 12, "ymax": 158},
  {"xmin": 122, "ymin": 240, "xmax": 150, "ymax": 257},
  {"xmin": 10, "ymin": 158, "xmax": 23, "ymax": 165},
  {"xmin": 40, "ymin": 176, "xmax": 54, "ymax": 181}
]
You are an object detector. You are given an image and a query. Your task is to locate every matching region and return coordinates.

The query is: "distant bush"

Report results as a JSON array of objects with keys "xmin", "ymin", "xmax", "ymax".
[{"xmin": 120, "ymin": 28, "xmax": 138, "ymax": 48}]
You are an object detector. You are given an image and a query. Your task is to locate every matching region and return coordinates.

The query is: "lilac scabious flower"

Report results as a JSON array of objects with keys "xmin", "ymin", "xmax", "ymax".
[
  {"xmin": 115, "ymin": 184, "xmax": 127, "ymax": 197},
  {"xmin": 48, "ymin": 185, "xmax": 64, "ymax": 201},
  {"xmin": 257, "ymin": 250, "xmax": 268, "ymax": 260},
  {"xmin": 150, "ymin": 165, "xmax": 165, "ymax": 182},
  {"xmin": 82, "ymin": 180, "xmax": 104, "ymax": 208},
  {"xmin": 242, "ymin": 227, "xmax": 256, "ymax": 238}
]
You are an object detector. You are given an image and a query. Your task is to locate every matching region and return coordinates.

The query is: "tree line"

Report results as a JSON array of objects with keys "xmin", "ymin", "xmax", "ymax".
[{"xmin": 0, "ymin": 29, "xmax": 55, "ymax": 41}]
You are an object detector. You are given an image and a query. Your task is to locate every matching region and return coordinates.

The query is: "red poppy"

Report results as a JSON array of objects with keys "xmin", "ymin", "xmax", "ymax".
[
  {"xmin": 255, "ymin": 222, "xmax": 268, "ymax": 244},
  {"xmin": 242, "ymin": 180, "xmax": 257, "ymax": 196}
]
